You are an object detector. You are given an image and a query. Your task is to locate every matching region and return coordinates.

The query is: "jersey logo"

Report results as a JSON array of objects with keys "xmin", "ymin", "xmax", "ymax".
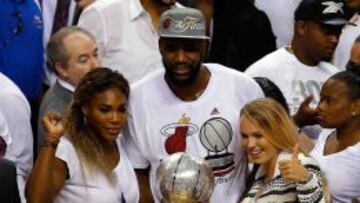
[
  {"xmin": 322, "ymin": 1, "xmax": 344, "ymax": 14},
  {"xmin": 199, "ymin": 117, "xmax": 235, "ymax": 177},
  {"xmin": 160, "ymin": 116, "xmax": 236, "ymax": 182},
  {"xmin": 161, "ymin": 114, "xmax": 199, "ymax": 154},
  {"xmin": 210, "ymin": 107, "xmax": 220, "ymax": 115}
]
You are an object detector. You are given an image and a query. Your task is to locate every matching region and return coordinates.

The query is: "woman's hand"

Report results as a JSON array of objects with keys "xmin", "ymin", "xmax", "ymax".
[
  {"xmin": 278, "ymin": 144, "xmax": 310, "ymax": 182},
  {"xmin": 26, "ymin": 111, "xmax": 67, "ymax": 203},
  {"xmin": 42, "ymin": 112, "xmax": 64, "ymax": 142}
]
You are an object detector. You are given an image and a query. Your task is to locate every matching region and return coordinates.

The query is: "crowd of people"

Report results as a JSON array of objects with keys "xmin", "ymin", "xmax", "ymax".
[{"xmin": 0, "ymin": 0, "xmax": 359, "ymax": 202}]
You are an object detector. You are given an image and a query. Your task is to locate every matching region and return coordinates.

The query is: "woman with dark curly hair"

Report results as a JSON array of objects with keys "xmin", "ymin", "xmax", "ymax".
[{"xmin": 26, "ymin": 68, "xmax": 139, "ymax": 203}]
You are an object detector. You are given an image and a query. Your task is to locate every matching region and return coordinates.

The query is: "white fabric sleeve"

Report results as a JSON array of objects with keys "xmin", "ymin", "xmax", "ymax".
[
  {"xmin": 123, "ymin": 128, "xmax": 150, "ymax": 169},
  {"xmin": 55, "ymin": 137, "xmax": 78, "ymax": 179},
  {"xmin": 122, "ymin": 107, "xmax": 150, "ymax": 169},
  {"xmin": 0, "ymin": 95, "xmax": 33, "ymax": 203}
]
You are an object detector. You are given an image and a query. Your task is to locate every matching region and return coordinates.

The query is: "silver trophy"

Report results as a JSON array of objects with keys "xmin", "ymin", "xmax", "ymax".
[{"xmin": 156, "ymin": 152, "xmax": 215, "ymax": 203}]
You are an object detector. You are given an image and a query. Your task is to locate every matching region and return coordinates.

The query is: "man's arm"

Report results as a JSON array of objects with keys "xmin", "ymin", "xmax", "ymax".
[{"xmin": 135, "ymin": 168, "xmax": 154, "ymax": 203}]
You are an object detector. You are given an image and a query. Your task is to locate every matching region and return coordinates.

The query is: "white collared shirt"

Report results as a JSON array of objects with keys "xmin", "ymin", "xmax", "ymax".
[
  {"xmin": 77, "ymin": 0, "xmax": 180, "ymax": 83},
  {"xmin": 58, "ymin": 78, "xmax": 75, "ymax": 92},
  {"xmin": 0, "ymin": 72, "xmax": 33, "ymax": 203}
]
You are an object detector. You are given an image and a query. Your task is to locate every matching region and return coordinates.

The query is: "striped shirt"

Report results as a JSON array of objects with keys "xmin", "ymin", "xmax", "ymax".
[{"xmin": 242, "ymin": 152, "xmax": 325, "ymax": 203}]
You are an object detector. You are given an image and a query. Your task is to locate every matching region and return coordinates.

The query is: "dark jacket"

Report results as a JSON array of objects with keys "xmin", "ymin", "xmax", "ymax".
[
  {"xmin": 0, "ymin": 158, "xmax": 21, "ymax": 203},
  {"xmin": 208, "ymin": 0, "xmax": 276, "ymax": 72}
]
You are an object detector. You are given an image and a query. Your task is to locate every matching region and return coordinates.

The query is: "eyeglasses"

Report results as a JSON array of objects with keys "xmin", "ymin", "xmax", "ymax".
[
  {"xmin": 0, "ymin": 0, "xmax": 25, "ymax": 48},
  {"xmin": 346, "ymin": 61, "xmax": 360, "ymax": 75}
]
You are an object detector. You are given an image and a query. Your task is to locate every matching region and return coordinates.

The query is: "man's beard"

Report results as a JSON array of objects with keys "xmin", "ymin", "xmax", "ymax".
[{"xmin": 163, "ymin": 59, "xmax": 202, "ymax": 86}]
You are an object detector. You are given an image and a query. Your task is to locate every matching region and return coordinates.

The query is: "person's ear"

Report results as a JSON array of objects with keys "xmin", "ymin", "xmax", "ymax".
[
  {"xmin": 351, "ymin": 99, "xmax": 360, "ymax": 117},
  {"xmin": 81, "ymin": 105, "xmax": 89, "ymax": 117},
  {"xmin": 295, "ymin": 20, "xmax": 307, "ymax": 36},
  {"xmin": 54, "ymin": 62, "xmax": 69, "ymax": 79}
]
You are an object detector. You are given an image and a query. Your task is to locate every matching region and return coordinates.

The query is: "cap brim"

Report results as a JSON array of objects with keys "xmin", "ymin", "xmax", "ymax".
[
  {"xmin": 160, "ymin": 34, "xmax": 210, "ymax": 40},
  {"xmin": 321, "ymin": 19, "xmax": 356, "ymax": 26}
]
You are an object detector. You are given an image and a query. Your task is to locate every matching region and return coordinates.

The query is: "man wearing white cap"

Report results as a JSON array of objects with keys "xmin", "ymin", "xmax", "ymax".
[{"xmin": 124, "ymin": 7, "xmax": 263, "ymax": 203}]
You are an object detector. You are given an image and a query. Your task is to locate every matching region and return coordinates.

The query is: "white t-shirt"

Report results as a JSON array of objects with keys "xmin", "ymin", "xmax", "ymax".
[
  {"xmin": 54, "ymin": 136, "xmax": 139, "ymax": 203},
  {"xmin": 246, "ymin": 48, "xmax": 339, "ymax": 139},
  {"xmin": 0, "ymin": 72, "xmax": 33, "ymax": 203},
  {"xmin": 246, "ymin": 47, "xmax": 339, "ymax": 115},
  {"xmin": 78, "ymin": 0, "xmax": 179, "ymax": 83},
  {"xmin": 333, "ymin": 14, "xmax": 360, "ymax": 70},
  {"xmin": 254, "ymin": 0, "xmax": 301, "ymax": 48},
  {"xmin": 124, "ymin": 63, "xmax": 264, "ymax": 203},
  {"xmin": 310, "ymin": 129, "xmax": 360, "ymax": 203}
]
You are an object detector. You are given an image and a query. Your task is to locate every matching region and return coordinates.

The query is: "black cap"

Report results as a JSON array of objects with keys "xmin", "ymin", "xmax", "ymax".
[{"xmin": 295, "ymin": 0, "xmax": 350, "ymax": 26}]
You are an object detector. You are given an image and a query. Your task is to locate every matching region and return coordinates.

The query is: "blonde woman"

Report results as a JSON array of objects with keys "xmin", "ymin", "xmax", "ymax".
[{"xmin": 240, "ymin": 98, "xmax": 327, "ymax": 203}]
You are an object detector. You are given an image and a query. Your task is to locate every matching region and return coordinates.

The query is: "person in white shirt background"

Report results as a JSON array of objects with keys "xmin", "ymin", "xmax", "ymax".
[
  {"xmin": 0, "ymin": 72, "xmax": 33, "ymax": 203},
  {"xmin": 311, "ymin": 71, "xmax": 360, "ymax": 203},
  {"xmin": 246, "ymin": 0, "xmax": 348, "ymax": 138},
  {"xmin": 77, "ymin": 0, "xmax": 180, "ymax": 83},
  {"xmin": 0, "ymin": 110, "xmax": 21, "ymax": 203},
  {"xmin": 333, "ymin": 0, "xmax": 360, "ymax": 70}
]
